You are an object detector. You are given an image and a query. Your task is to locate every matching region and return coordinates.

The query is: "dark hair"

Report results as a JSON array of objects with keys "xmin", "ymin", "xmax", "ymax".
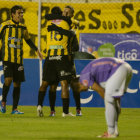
[
  {"xmin": 11, "ymin": 5, "xmax": 23, "ymax": 15},
  {"xmin": 65, "ymin": 5, "xmax": 74, "ymax": 15},
  {"xmin": 51, "ymin": 6, "xmax": 62, "ymax": 15}
]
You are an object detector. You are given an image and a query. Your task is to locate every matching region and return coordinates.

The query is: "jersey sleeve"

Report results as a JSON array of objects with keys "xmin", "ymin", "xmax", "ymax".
[
  {"xmin": 23, "ymin": 27, "xmax": 30, "ymax": 41},
  {"xmin": 79, "ymin": 63, "xmax": 95, "ymax": 87}
]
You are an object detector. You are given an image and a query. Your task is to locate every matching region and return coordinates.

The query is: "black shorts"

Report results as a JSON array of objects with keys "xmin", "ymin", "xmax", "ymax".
[
  {"xmin": 43, "ymin": 55, "xmax": 72, "ymax": 84},
  {"xmin": 3, "ymin": 61, "xmax": 25, "ymax": 82}
]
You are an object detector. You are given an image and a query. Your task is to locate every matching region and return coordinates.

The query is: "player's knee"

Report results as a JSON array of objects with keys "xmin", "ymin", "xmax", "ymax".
[
  {"xmin": 49, "ymin": 85, "xmax": 57, "ymax": 92},
  {"xmin": 70, "ymin": 77, "xmax": 80, "ymax": 92},
  {"xmin": 4, "ymin": 78, "xmax": 12, "ymax": 86},
  {"xmin": 105, "ymin": 95, "xmax": 115, "ymax": 104},
  {"xmin": 40, "ymin": 81, "xmax": 48, "ymax": 91}
]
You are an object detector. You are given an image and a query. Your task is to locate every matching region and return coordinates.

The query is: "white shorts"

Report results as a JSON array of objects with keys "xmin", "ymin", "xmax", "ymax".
[{"xmin": 104, "ymin": 63, "xmax": 132, "ymax": 97}]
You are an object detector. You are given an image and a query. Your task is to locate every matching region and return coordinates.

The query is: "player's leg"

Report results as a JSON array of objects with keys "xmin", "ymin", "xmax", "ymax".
[
  {"xmin": 114, "ymin": 98, "xmax": 121, "ymax": 136},
  {"xmin": 37, "ymin": 58, "xmax": 49, "ymax": 117},
  {"xmin": 38, "ymin": 80, "xmax": 48, "ymax": 106},
  {"xmin": 105, "ymin": 95, "xmax": 118, "ymax": 134},
  {"xmin": 37, "ymin": 80, "xmax": 48, "ymax": 117},
  {"xmin": 102, "ymin": 63, "xmax": 132, "ymax": 137},
  {"xmin": 11, "ymin": 82, "xmax": 24, "ymax": 114},
  {"xmin": 69, "ymin": 58, "xmax": 82, "ymax": 116},
  {"xmin": 61, "ymin": 80, "xmax": 69, "ymax": 114},
  {"xmin": 49, "ymin": 84, "xmax": 57, "ymax": 116},
  {"xmin": 11, "ymin": 63, "xmax": 25, "ymax": 114},
  {"xmin": 1, "ymin": 61, "xmax": 13, "ymax": 113},
  {"xmin": 70, "ymin": 78, "xmax": 81, "ymax": 116},
  {"xmin": 1, "ymin": 77, "xmax": 12, "ymax": 113},
  {"xmin": 58, "ymin": 56, "xmax": 75, "ymax": 117}
]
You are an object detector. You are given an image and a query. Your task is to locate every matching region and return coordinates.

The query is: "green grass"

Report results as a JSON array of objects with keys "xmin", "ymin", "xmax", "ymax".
[{"xmin": 0, "ymin": 106, "xmax": 140, "ymax": 140}]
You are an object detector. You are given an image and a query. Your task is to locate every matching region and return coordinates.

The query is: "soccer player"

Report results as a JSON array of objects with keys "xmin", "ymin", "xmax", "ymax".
[
  {"xmin": 37, "ymin": 6, "xmax": 75, "ymax": 117},
  {"xmin": 72, "ymin": 57, "xmax": 132, "ymax": 138},
  {"xmin": 48, "ymin": 5, "xmax": 81, "ymax": 117},
  {"xmin": 0, "ymin": 5, "xmax": 43, "ymax": 114}
]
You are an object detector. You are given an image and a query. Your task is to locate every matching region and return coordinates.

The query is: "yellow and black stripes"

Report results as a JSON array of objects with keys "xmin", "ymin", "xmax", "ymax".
[
  {"xmin": 0, "ymin": 20, "xmax": 29, "ymax": 64},
  {"xmin": 46, "ymin": 18, "xmax": 71, "ymax": 57}
]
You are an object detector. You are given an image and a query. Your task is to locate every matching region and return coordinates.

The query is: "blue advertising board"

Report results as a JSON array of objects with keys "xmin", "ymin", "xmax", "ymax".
[
  {"xmin": 0, "ymin": 59, "xmax": 40, "ymax": 106},
  {"xmin": 0, "ymin": 59, "xmax": 140, "ymax": 108},
  {"xmin": 80, "ymin": 33, "xmax": 140, "ymax": 60}
]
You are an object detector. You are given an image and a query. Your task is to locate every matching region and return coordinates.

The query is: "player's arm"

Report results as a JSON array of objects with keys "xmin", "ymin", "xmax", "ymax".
[
  {"xmin": 24, "ymin": 28, "xmax": 43, "ymax": 60},
  {"xmin": 47, "ymin": 23, "xmax": 75, "ymax": 37},
  {"xmin": 25, "ymin": 39, "xmax": 43, "ymax": 60},
  {"xmin": 71, "ymin": 34, "xmax": 79, "ymax": 52},
  {"xmin": 0, "ymin": 32, "xmax": 2, "ymax": 39},
  {"xmin": 45, "ymin": 14, "xmax": 72, "ymax": 26},
  {"xmin": 25, "ymin": 39, "xmax": 38, "ymax": 51},
  {"xmin": 0, "ymin": 23, "xmax": 4, "ymax": 61},
  {"xmin": 90, "ymin": 82, "xmax": 105, "ymax": 99}
]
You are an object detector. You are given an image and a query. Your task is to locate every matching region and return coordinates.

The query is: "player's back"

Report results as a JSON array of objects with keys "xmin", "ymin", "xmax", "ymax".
[
  {"xmin": 80, "ymin": 57, "xmax": 125, "ymax": 85},
  {"xmin": 46, "ymin": 19, "xmax": 71, "ymax": 56}
]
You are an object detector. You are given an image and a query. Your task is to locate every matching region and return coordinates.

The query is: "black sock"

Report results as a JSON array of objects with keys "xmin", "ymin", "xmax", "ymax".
[
  {"xmin": 49, "ymin": 91, "xmax": 56, "ymax": 112},
  {"xmin": 13, "ymin": 87, "xmax": 20, "ymax": 111},
  {"xmin": 73, "ymin": 91, "xmax": 81, "ymax": 110},
  {"xmin": 2, "ymin": 84, "xmax": 10, "ymax": 102},
  {"xmin": 62, "ymin": 98, "xmax": 69, "ymax": 114},
  {"xmin": 37, "ymin": 91, "xmax": 46, "ymax": 106}
]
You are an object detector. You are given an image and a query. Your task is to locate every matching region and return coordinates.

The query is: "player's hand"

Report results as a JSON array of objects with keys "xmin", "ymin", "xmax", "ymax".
[{"xmin": 47, "ymin": 23, "xmax": 58, "ymax": 32}]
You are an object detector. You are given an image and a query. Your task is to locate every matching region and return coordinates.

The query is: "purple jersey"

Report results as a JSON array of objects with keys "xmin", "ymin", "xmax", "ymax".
[{"xmin": 80, "ymin": 57, "xmax": 125, "ymax": 87}]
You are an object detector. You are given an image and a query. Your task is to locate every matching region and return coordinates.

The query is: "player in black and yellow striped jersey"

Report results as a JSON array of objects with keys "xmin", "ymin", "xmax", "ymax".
[
  {"xmin": 0, "ymin": 20, "xmax": 29, "ymax": 64},
  {"xmin": 45, "ymin": 14, "xmax": 72, "ymax": 57},
  {"xmin": 63, "ymin": 6, "xmax": 82, "ymax": 116},
  {"xmin": 0, "ymin": 5, "xmax": 43, "ymax": 114},
  {"xmin": 37, "ymin": 6, "xmax": 76, "ymax": 117},
  {"xmin": 45, "ymin": 6, "xmax": 81, "ymax": 117}
]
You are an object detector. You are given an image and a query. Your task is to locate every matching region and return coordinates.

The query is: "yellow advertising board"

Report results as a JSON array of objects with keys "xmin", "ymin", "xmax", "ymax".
[{"xmin": 0, "ymin": 1, "xmax": 140, "ymax": 58}]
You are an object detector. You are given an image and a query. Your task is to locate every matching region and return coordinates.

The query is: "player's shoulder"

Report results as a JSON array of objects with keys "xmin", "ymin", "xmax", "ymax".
[
  {"xmin": 1, "ymin": 20, "xmax": 12, "ymax": 26},
  {"xmin": 19, "ymin": 22, "xmax": 27, "ymax": 28},
  {"xmin": 45, "ymin": 14, "xmax": 72, "ymax": 26},
  {"xmin": 71, "ymin": 18, "xmax": 79, "ymax": 26}
]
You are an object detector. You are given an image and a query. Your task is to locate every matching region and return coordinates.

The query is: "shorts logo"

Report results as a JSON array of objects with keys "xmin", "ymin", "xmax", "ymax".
[
  {"xmin": 82, "ymin": 80, "xmax": 88, "ymax": 86},
  {"xmin": 4, "ymin": 65, "xmax": 7, "ymax": 71},
  {"xmin": 60, "ymin": 71, "xmax": 71, "ymax": 76},
  {"xmin": 49, "ymin": 56, "xmax": 62, "ymax": 60},
  {"xmin": 18, "ymin": 66, "xmax": 24, "ymax": 71}
]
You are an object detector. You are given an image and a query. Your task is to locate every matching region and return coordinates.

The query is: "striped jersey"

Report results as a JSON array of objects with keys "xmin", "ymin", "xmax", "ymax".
[
  {"xmin": 46, "ymin": 19, "xmax": 71, "ymax": 57},
  {"xmin": 0, "ymin": 20, "xmax": 30, "ymax": 64}
]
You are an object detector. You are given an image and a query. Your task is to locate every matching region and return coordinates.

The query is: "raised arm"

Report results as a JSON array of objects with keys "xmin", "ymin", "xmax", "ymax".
[{"xmin": 47, "ymin": 23, "xmax": 75, "ymax": 38}]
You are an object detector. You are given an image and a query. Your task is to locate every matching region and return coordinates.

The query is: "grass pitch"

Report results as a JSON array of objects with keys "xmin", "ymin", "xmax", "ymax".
[{"xmin": 0, "ymin": 106, "xmax": 140, "ymax": 140}]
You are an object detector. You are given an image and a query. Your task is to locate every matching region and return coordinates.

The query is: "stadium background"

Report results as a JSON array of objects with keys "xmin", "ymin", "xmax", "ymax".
[{"xmin": 0, "ymin": 0, "xmax": 140, "ymax": 108}]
